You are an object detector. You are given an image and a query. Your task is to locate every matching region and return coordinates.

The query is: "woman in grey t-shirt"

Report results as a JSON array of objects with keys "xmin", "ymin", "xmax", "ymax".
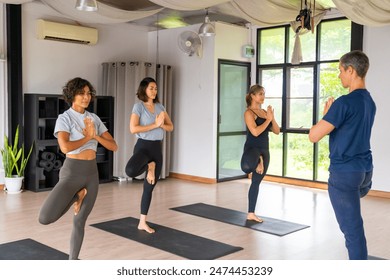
[
  {"xmin": 125, "ymin": 77, "xmax": 173, "ymax": 233},
  {"xmin": 38, "ymin": 77, "xmax": 118, "ymax": 259}
]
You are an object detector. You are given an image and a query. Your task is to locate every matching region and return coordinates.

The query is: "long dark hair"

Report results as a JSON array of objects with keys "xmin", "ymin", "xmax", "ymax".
[
  {"xmin": 62, "ymin": 77, "xmax": 96, "ymax": 105},
  {"xmin": 136, "ymin": 77, "xmax": 160, "ymax": 103}
]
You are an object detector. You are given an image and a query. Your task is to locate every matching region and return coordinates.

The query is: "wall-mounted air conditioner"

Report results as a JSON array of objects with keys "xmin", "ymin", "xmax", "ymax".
[{"xmin": 36, "ymin": 19, "xmax": 98, "ymax": 45}]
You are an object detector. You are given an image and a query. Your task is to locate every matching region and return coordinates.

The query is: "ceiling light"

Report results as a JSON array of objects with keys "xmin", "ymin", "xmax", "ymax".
[
  {"xmin": 157, "ymin": 15, "xmax": 188, "ymax": 29},
  {"xmin": 199, "ymin": 9, "xmax": 215, "ymax": 37},
  {"xmin": 75, "ymin": 0, "xmax": 98, "ymax": 12}
]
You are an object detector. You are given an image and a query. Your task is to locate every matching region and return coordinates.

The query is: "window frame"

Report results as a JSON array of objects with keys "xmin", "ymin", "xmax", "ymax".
[{"xmin": 256, "ymin": 17, "xmax": 363, "ymax": 182}]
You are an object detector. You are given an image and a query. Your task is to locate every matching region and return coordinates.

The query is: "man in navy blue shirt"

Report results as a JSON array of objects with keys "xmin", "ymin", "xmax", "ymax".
[{"xmin": 309, "ymin": 50, "xmax": 376, "ymax": 259}]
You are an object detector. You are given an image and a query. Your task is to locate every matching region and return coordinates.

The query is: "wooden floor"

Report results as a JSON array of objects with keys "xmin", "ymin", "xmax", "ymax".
[{"xmin": 1, "ymin": 177, "xmax": 390, "ymax": 260}]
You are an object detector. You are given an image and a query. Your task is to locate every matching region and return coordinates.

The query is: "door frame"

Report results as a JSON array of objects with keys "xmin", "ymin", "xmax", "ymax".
[{"xmin": 217, "ymin": 59, "xmax": 251, "ymax": 182}]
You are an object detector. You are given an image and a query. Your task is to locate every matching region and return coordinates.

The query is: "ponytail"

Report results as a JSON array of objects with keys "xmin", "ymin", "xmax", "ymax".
[{"xmin": 246, "ymin": 84, "xmax": 264, "ymax": 107}]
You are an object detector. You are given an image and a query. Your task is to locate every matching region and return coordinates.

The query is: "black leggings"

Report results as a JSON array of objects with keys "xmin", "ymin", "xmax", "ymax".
[
  {"xmin": 125, "ymin": 139, "xmax": 163, "ymax": 215},
  {"xmin": 241, "ymin": 147, "xmax": 270, "ymax": 213},
  {"xmin": 39, "ymin": 158, "xmax": 99, "ymax": 260}
]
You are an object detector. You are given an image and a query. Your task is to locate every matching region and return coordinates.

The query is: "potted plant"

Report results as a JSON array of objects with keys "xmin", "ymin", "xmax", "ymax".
[{"xmin": 1, "ymin": 125, "xmax": 34, "ymax": 193}]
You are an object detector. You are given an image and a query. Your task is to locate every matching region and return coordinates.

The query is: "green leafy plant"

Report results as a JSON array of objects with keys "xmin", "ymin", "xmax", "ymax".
[{"xmin": 1, "ymin": 125, "xmax": 34, "ymax": 177}]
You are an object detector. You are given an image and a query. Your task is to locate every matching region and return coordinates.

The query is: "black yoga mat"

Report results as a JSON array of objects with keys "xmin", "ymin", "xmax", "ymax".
[
  {"xmin": 170, "ymin": 203, "xmax": 310, "ymax": 236},
  {"xmin": 368, "ymin": 255, "xmax": 387, "ymax": 260},
  {"xmin": 90, "ymin": 217, "xmax": 243, "ymax": 260},
  {"xmin": 0, "ymin": 238, "xmax": 69, "ymax": 260}
]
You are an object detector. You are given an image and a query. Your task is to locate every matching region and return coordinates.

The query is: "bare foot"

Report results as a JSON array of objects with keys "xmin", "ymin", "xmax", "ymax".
[
  {"xmin": 138, "ymin": 222, "xmax": 155, "ymax": 233},
  {"xmin": 138, "ymin": 214, "xmax": 155, "ymax": 233},
  {"xmin": 146, "ymin": 162, "xmax": 156, "ymax": 185},
  {"xmin": 255, "ymin": 156, "xmax": 264, "ymax": 174},
  {"xmin": 247, "ymin": 212, "xmax": 263, "ymax": 223},
  {"xmin": 74, "ymin": 188, "xmax": 87, "ymax": 216}
]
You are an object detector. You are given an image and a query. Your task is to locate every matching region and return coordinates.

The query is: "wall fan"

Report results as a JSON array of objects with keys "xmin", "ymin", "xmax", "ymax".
[{"xmin": 177, "ymin": 31, "xmax": 202, "ymax": 57}]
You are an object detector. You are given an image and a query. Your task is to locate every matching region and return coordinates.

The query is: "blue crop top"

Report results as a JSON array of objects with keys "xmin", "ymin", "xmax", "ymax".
[{"xmin": 54, "ymin": 108, "xmax": 108, "ymax": 155}]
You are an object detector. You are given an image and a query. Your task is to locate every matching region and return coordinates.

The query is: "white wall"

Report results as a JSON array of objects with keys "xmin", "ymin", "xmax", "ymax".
[
  {"xmin": 147, "ymin": 22, "xmax": 250, "ymax": 179},
  {"xmin": 22, "ymin": 1, "xmax": 150, "ymax": 95},
  {"xmin": 364, "ymin": 25, "xmax": 390, "ymax": 192},
  {"xmin": 147, "ymin": 25, "xmax": 216, "ymax": 178}
]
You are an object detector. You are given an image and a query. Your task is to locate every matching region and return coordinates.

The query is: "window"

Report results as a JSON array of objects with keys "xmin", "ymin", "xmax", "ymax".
[{"xmin": 257, "ymin": 18, "xmax": 356, "ymax": 182}]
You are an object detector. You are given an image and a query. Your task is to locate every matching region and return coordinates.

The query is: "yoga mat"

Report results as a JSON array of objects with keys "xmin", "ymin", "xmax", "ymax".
[
  {"xmin": 90, "ymin": 217, "xmax": 243, "ymax": 260},
  {"xmin": 170, "ymin": 203, "xmax": 310, "ymax": 236},
  {"xmin": 368, "ymin": 255, "xmax": 387, "ymax": 260},
  {"xmin": 0, "ymin": 238, "xmax": 69, "ymax": 260}
]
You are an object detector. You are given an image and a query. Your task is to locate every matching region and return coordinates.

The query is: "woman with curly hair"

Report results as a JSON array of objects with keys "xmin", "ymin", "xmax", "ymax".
[{"xmin": 39, "ymin": 77, "xmax": 117, "ymax": 260}]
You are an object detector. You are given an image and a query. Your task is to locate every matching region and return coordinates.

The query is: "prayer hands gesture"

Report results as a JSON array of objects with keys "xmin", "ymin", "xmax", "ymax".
[
  {"xmin": 83, "ymin": 117, "xmax": 96, "ymax": 139},
  {"xmin": 266, "ymin": 105, "xmax": 274, "ymax": 121},
  {"xmin": 323, "ymin": 97, "xmax": 334, "ymax": 116},
  {"xmin": 155, "ymin": 112, "xmax": 165, "ymax": 128}
]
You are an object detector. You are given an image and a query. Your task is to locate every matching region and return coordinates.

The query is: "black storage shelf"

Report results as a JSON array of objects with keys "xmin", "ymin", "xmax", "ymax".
[{"xmin": 24, "ymin": 94, "xmax": 114, "ymax": 192}]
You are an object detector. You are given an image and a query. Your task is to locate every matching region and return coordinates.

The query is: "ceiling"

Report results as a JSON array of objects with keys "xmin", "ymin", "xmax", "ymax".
[
  {"xmin": 2, "ymin": 0, "xmax": 390, "ymax": 29},
  {"xmin": 99, "ymin": 0, "xmax": 159, "ymax": 11},
  {"xmin": 98, "ymin": 0, "xmax": 250, "ymax": 29}
]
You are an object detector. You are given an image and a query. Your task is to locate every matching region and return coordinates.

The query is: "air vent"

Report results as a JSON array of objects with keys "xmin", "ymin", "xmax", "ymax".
[{"xmin": 36, "ymin": 19, "xmax": 98, "ymax": 45}]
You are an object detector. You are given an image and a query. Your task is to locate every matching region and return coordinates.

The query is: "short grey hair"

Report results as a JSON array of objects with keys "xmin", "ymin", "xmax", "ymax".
[{"xmin": 339, "ymin": 50, "xmax": 369, "ymax": 78}]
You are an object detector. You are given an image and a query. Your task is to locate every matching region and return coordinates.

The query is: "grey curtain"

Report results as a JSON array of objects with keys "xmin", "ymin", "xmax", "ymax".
[
  {"xmin": 101, "ymin": 61, "xmax": 172, "ymax": 179},
  {"xmin": 156, "ymin": 64, "xmax": 173, "ymax": 179}
]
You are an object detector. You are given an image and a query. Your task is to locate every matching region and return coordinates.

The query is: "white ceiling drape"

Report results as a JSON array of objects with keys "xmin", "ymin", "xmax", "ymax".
[
  {"xmin": 0, "ymin": 0, "xmax": 164, "ymax": 24},
  {"xmin": 149, "ymin": 0, "xmax": 230, "ymax": 11},
  {"xmin": 1, "ymin": 0, "xmax": 390, "ymax": 26},
  {"xmin": 0, "ymin": 0, "xmax": 33, "ymax": 3},
  {"xmin": 39, "ymin": 0, "xmax": 163, "ymax": 24},
  {"xmin": 332, "ymin": 0, "xmax": 390, "ymax": 27},
  {"xmin": 225, "ymin": 0, "xmax": 329, "ymax": 26}
]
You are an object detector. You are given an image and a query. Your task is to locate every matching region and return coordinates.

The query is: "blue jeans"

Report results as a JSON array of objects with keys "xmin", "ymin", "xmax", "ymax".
[{"xmin": 328, "ymin": 170, "xmax": 372, "ymax": 260}]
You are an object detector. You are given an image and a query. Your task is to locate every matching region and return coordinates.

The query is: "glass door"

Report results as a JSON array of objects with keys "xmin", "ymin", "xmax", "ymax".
[{"xmin": 217, "ymin": 60, "xmax": 251, "ymax": 181}]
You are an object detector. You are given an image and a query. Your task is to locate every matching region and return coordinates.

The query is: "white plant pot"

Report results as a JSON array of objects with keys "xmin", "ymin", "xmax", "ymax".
[{"xmin": 4, "ymin": 176, "xmax": 24, "ymax": 194}]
